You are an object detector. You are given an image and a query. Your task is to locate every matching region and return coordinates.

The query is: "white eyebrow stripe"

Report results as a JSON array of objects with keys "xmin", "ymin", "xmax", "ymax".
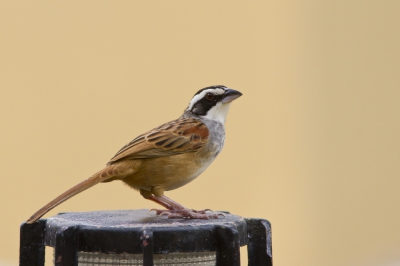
[{"xmin": 188, "ymin": 88, "xmax": 225, "ymax": 110}]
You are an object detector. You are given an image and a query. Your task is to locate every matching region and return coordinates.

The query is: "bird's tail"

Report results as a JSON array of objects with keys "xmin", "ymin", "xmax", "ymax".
[{"xmin": 26, "ymin": 166, "xmax": 118, "ymax": 224}]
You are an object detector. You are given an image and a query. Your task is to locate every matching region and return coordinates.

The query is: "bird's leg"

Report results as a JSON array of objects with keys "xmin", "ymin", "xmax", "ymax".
[
  {"xmin": 153, "ymin": 194, "xmax": 220, "ymax": 219},
  {"xmin": 154, "ymin": 195, "xmax": 221, "ymax": 215},
  {"xmin": 141, "ymin": 189, "xmax": 220, "ymax": 219},
  {"xmin": 140, "ymin": 189, "xmax": 174, "ymax": 214},
  {"xmin": 153, "ymin": 195, "xmax": 186, "ymax": 210}
]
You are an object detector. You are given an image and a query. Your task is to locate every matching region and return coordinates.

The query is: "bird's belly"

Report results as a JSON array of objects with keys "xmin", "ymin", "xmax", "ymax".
[{"xmin": 122, "ymin": 153, "xmax": 214, "ymax": 192}]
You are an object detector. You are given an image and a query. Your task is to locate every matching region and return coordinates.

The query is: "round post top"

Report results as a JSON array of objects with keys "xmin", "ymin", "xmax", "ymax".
[
  {"xmin": 43, "ymin": 209, "xmax": 248, "ymax": 254},
  {"xmin": 45, "ymin": 209, "xmax": 245, "ymax": 229}
]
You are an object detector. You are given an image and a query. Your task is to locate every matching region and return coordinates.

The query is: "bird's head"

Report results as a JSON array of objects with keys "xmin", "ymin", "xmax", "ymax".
[{"xmin": 186, "ymin": 85, "xmax": 242, "ymax": 123}]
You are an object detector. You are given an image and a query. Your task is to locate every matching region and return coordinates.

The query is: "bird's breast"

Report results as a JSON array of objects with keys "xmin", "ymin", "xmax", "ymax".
[{"xmin": 122, "ymin": 151, "xmax": 217, "ymax": 192}]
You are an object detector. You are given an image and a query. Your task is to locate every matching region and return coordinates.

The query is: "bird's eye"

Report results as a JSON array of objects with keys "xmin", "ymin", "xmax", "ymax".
[{"xmin": 206, "ymin": 93, "xmax": 215, "ymax": 101}]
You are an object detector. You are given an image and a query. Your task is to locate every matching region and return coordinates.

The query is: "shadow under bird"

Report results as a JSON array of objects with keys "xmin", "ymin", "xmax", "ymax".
[{"xmin": 27, "ymin": 85, "xmax": 242, "ymax": 223}]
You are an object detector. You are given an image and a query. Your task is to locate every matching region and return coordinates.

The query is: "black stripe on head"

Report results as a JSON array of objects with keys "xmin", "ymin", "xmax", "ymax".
[
  {"xmin": 191, "ymin": 89, "xmax": 225, "ymax": 116},
  {"xmin": 193, "ymin": 85, "xmax": 226, "ymax": 97}
]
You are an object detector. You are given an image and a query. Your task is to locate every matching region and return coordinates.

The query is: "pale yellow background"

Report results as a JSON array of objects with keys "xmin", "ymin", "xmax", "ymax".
[{"xmin": 1, "ymin": 1, "xmax": 400, "ymax": 266}]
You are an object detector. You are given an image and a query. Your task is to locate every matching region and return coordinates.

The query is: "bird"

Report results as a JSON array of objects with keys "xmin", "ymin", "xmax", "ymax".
[{"xmin": 26, "ymin": 85, "xmax": 242, "ymax": 223}]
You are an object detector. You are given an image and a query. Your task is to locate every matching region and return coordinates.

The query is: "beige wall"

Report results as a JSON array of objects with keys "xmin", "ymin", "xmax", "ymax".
[{"xmin": 1, "ymin": 1, "xmax": 400, "ymax": 265}]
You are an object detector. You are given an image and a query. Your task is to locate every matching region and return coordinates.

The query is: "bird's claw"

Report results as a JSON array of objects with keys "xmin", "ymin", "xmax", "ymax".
[
  {"xmin": 150, "ymin": 208, "xmax": 222, "ymax": 219},
  {"xmin": 149, "ymin": 208, "xmax": 170, "ymax": 215},
  {"xmin": 156, "ymin": 208, "xmax": 221, "ymax": 219},
  {"xmin": 190, "ymin": 208, "xmax": 212, "ymax": 214}
]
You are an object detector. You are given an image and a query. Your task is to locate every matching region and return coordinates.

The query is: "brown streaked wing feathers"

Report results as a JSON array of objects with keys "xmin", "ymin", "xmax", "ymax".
[{"xmin": 108, "ymin": 118, "xmax": 209, "ymax": 164}]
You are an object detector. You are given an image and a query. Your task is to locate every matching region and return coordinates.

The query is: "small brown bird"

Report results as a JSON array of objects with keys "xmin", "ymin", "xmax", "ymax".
[{"xmin": 27, "ymin": 85, "xmax": 242, "ymax": 223}]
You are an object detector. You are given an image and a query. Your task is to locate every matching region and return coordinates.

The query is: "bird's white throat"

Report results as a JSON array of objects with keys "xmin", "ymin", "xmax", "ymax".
[{"xmin": 204, "ymin": 102, "xmax": 231, "ymax": 124}]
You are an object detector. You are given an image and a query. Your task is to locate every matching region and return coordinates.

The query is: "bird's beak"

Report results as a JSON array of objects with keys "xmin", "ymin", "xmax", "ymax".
[{"xmin": 221, "ymin": 89, "xmax": 243, "ymax": 104}]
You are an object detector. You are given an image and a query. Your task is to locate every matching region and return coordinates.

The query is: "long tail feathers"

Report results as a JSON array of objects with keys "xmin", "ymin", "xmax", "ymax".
[{"xmin": 26, "ymin": 167, "xmax": 116, "ymax": 224}]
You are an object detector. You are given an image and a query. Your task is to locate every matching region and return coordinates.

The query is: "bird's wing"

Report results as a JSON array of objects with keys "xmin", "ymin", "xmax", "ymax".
[{"xmin": 108, "ymin": 117, "xmax": 209, "ymax": 164}]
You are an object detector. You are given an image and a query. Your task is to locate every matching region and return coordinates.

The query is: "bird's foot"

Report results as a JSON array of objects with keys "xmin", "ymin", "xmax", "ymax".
[
  {"xmin": 149, "ymin": 208, "xmax": 170, "ymax": 215},
  {"xmin": 151, "ymin": 208, "xmax": 223, "ymax": 219},
  {"xmin": 189, "ymin": 209, "xmax": 225, "ymax": 218},
  {"xmin": 189, "ymin": 208, "xmax": 212, "ymax": 214}
]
